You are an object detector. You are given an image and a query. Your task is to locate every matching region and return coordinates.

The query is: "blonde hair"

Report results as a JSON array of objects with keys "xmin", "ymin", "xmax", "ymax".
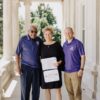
[{"xmin": 43, "ymin": 26, "xmax": 54, "ymax": 34}]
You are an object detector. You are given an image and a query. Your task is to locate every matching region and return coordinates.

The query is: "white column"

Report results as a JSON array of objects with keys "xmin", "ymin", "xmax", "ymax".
[
  {"xmin": 24, "ymin": 0, "xmax": 31, "ymax": 33},
  {"xmin": 3, "ymin": 0, "xmax": 12, "ymax": 60},
  {"xmin": 75, "ymin": 0, "xmax": 83, "ymax": 40},
  {"xmin": 99, "ymin": 0, "xmax": 100, "ymax": 65},
  {"xmin": 62, "ymin": 0, "xmax": 70, "ymax": 44},
  {"xmin": 70, "ymin": 0, "xmax": 75, "ymax": 29},
  {"xmin": 95, "ymin": 0, "xmax": 100, "ymax": 65},
  {"xmin": 82, "ymin": 0, "xmax": 99, "ymax": 99},
  {"xmin": 62, "ymin": 0, "xmax": 75, "ymax": 44},
  {"xmin": 63, "ymin": 0, "xmax": 75, "ymax": 29},
  {"xmin": 63, "ymin": 0, "xmax": 70, "ymax": 28},
  {"xmin": 96, "ymin": 0, "xmax": 100, "ymax": 99},
  {"xmin": 12, "ymin": 0, "xmax": 19, "ymax": 55}
]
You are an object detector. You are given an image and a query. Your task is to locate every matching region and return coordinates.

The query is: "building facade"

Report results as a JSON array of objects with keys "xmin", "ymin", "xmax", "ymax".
[
  {"xmin": 0, "ymin": 0, "xmax": 3, "ymax": 57},
  {"xmin": 0, "ymin": 0, "xmax": 100, "ymax": 100}
]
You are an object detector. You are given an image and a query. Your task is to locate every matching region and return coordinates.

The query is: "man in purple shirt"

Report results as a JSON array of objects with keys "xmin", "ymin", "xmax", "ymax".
[
  {"xmin": 15, "ymin": 25, "xmax": 42, "ymax": 100},
  {"xmin": 63, "ymin": 27, "xmax": 85, "ymax": 100}
]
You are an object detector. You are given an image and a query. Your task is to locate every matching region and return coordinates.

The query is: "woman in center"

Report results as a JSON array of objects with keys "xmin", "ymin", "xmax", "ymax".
[{"xmin": 40, "ymin": 26, "xmax": 64, "ymax": 100}]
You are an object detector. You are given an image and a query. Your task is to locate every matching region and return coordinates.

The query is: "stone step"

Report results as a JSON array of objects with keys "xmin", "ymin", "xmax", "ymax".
[{"xmin": 3, "ymin": 79, "xmax": 18, "ymax": 99}]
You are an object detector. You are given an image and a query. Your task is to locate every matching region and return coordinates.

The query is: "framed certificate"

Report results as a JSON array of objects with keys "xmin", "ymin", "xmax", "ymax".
[
  {"xmin": 41, "ymin": 57, "xmax": 60, "ymax": 83},
  {"xmin": 41, "ymin": 57, "xmax": 57, "ymax": 70},
  {"xmin": 43, "ymin": 69, "xmax": 59, "ymax": 83}
]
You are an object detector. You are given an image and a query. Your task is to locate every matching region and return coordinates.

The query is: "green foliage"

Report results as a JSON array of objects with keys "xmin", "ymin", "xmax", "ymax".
[
  {"xmin": 19, "ymin": 17, "xmax": 25, "ymax": 36},
  {"xmin": 31, "ymin": 3, "xmax": 61, "ymax": 42},
  {"xmin": 53, "ymin": 27, "xmax": 61, "ymax": 42}
]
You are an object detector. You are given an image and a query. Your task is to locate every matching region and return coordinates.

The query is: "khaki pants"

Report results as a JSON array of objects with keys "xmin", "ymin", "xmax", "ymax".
[{"xmin": 64, "ymin": 72, "xmax": 82, "ymax": 100}]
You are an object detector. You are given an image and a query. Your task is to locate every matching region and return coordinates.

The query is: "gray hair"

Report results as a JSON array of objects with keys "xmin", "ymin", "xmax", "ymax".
[
  {"xmin": 29, "ymin": 24, "xmax": 38, "ymax": 33},
  {"xmin": 65, "ymin": 27, "xmax": 74, "ymax": 33}
]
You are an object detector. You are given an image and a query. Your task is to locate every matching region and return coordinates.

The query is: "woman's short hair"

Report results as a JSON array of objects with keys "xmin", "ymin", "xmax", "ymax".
[{"xmin": 43, "ymin": 26, "xmax": 54, "ymax": 34}]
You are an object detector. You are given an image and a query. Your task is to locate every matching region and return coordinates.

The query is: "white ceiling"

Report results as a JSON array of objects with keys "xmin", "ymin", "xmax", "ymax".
[{"xmin": 21, "ymin": 0, "xmax": 63, "ymax": 2}]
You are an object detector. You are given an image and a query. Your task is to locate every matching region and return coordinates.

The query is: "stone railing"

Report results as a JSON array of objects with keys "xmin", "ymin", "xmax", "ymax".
[
  {"xmin": 0, "ymin": 59, "xmax": 15, "ymax": 100},
  {"xmin": 82, "ymin": 61, "xmax": 99, "ymax": 100},
  {"xmin": 96, "ymin": 65, "xmax": 100, "ymax": 100}
]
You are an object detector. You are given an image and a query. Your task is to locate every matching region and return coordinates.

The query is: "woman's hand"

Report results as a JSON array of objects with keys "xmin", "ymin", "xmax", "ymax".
[
  {"xmin": 53, "ymin": 60, "xmax": 62, "ymax": 67},
  {"xmin": 53, "ymin": 62, "xmax": 59, "ymax": 67}
]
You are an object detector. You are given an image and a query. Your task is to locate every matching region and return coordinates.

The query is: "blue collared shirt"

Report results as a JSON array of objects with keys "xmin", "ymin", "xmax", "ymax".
[
  {"xmin": 16, "ymin": 35, "xmax": 42, "ymax": 69},
  {"xmin": 63, "ymin": 38, "xmax": 85, "ymax": 72}
]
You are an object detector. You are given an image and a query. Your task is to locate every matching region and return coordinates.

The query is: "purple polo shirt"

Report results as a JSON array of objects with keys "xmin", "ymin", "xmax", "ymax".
[
  {"xmin": 63, "ymin": 38, "xmax": 85, "ymax": 72},
  {"xmin": 16, "ymin": 35, "xmax": 42, "ymax": 69}
]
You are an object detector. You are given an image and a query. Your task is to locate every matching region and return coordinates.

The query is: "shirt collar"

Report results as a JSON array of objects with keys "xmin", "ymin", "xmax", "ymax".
[
  {"xmin": 27, "ymin": 34, "xmax": 31, "ymax": 40},
  {"xmin": 66, "ymin": 37, "xmax": 75, "ymax": 45},
  {"xmin": 27, "ymin": 34, "xmax": 37, "ymax": 41}
]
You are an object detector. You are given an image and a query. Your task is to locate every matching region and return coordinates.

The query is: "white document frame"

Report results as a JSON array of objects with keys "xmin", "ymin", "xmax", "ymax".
[
  {"xmin": 41, "ymin": 57, "xmax": 60, "ymax": 83},
  {"xmin": 41, "ymin": 57, "xmax": 57, "ymax": 70}
]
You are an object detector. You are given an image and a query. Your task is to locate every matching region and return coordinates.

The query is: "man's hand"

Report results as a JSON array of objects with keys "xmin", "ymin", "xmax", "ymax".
[
  {"xmin": 15, "ymin": 55, "xmax": 21, "ymax": 76},
  {"xmin": 78, "ymin": 69, "xmax": 83, "ymax": 78},
  {"xmin": 15, "ymin": 66, "xmax": 21, "ymax": 76}
]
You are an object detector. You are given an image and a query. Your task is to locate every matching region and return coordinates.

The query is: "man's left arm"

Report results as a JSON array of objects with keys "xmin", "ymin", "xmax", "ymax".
[
  {"xmin": 77, "ymin": 41, "xmax": 86, "ymax": 77},
  {"xmin": 78, "ymin": 55, "xmax": 86, "ymax": 77},
  {"xmin": 80, "ymin": 55, "xmax": 86, "ymax": 70}
]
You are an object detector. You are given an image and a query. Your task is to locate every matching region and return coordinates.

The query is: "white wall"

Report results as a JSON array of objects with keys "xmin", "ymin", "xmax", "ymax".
[
  {"xmin": 96, "ymin": 0, "xmax": 100, "ymax": 99},
  {"xmin": 75, "ymin": 0, "xmax": 100, "ymax": 99}
]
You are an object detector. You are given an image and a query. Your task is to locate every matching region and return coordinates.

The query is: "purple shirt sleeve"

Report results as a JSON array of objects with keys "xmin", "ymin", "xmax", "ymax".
[
  {"xmin": 16, "ymin": 38, "xmax": 23, "ymax": 56},
  {"xmin": 77, "ymin": 42, "xmax": 85, "ymax": 56}
]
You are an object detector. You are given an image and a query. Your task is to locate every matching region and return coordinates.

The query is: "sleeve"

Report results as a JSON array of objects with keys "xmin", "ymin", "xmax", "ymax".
[
  {"xmin": 16, "ymin": 38, "xmax": 23, "ymax": 56},
  {"xmin": 38, "ymin": 38, "xmax": 43, "ymax": 56},
  {"xmin": 57, "ymin": 42, "xmax": 64, "ymax": 61},
  {"xmin": 77, "ymin": 42, "xmax": 85, "ymax": 56},
  {"xmin": 56, "ymin": 42, "xmax": 65, "ymax": 70},
  {"xmin": 39, "ymin": 38, "xmax": 43, "ymax": 47}
]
